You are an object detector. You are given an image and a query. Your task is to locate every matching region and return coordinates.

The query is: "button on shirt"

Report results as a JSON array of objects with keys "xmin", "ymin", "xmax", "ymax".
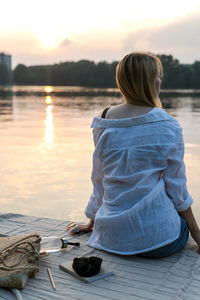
[{"xmin": 85, "ymin": 107, "xmax": 193, "ymax": 255}]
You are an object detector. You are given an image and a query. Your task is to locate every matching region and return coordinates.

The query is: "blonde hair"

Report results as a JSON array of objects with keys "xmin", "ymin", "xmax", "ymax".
[{"xmin": 116, "ymin": 52, "xmax": 163, "ymax": 108}]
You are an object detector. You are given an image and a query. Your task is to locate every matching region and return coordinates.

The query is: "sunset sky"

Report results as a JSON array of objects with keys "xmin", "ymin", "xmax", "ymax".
[{"xmin": 1, "ymin": 0, "xmax": 200, "ymax": 68}]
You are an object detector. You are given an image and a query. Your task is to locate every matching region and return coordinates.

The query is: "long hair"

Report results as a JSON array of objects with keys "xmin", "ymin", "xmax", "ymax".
[{"xmin": 116, "ymin": 52, "xmax": 163, "ymax": 108}]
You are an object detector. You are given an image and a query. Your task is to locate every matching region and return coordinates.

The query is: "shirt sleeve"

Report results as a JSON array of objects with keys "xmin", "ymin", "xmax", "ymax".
[
  {"xmin": 85, "ymin": 128, "xmax": 104, "ymax": 220},
  {"xmin": 163, "ymin": 129, "xmax": 193, "ymax": 212}
]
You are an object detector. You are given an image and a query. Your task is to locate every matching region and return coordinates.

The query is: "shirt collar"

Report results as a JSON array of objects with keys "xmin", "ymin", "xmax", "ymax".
[{"xmin": 91, "ymin": 108, "xmax": 171, "ymax": 128}]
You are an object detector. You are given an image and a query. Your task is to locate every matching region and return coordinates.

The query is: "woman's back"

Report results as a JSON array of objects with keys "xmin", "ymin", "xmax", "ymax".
[
  {"xmin": 85, "ymin": 107, "xmax": 193, "ymax": 255},
  {"xmin": 97, "ymin": 108, "xmax": 177, "ymax": 210}
]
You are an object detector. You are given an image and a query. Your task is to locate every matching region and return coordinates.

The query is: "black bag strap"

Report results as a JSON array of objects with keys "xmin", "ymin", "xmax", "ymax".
[{"xmin": 101, "ymin": 107, "xmax": 111, "ymax": 118}]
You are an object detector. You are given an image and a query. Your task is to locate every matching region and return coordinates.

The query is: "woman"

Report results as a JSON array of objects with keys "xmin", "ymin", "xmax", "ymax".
[{"xmin": 68, "ymin": 52, "xmax": 200, "ymax": 258}]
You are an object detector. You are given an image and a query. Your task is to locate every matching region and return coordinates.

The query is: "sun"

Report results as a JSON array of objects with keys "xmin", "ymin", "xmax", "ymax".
[
  {"xmin": 40, "ymin": 35, "xmax": 57, "ymax": 49},
  {"xmin": 36, "ymin": 29, "xmax": 59, "ymax": 49}
]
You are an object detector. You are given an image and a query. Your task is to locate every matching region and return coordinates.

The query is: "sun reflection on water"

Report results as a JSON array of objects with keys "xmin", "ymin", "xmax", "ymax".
[
  {"xmin": 44, "ymin": 86, "xmax": 53, "ymax": 93},
  {"xmin": 45, "ymin": 95, "xmax": 52, "ymax": 104},
  {"xmin": 45, "ymin": 96, "xmax": 54, "ymax": 148}
]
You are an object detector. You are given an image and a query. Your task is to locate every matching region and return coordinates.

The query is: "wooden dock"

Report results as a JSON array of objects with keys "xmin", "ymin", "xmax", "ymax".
[{"xmin": 0, "ymin": 213, "xmax": 200, "ymax": 299}]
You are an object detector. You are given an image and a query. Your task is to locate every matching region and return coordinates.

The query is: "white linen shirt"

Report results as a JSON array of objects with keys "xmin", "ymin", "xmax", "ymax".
[{"xmin": 85, "ymin": 107, "xmax": 193, "ymax": 255}]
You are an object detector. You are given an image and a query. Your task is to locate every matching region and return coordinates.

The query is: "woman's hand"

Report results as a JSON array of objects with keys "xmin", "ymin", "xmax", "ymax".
[
  {"xmin": 66, "ymin": 219, "xmax": 94, "ymax": 235},
  {"xmin": 179, "ymin": 207, "xmax": 200, "ymax": 246}
]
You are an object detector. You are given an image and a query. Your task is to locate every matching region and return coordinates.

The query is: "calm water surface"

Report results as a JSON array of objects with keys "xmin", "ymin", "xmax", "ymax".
[{"xmin": 0, "ymin": 86, "xmax": 200, "ymax": 222}]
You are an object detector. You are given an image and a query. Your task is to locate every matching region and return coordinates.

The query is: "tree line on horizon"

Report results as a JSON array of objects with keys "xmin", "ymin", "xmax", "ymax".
[{"xmin": 0, "ymin": 54, "xmax": 200, "ymax": 89}]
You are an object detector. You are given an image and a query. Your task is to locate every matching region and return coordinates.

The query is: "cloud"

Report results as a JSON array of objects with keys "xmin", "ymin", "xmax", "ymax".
[
  {"xmin": 59, "ymin": 38, "xmax": 72, "ymax": 48},
  {"xmin": 123, "ymin": 10, "xmax": 200, "ymax": 62},
  {"xmin": 46, "ymin": 31, "xmax": 124, "ymax": 64}
]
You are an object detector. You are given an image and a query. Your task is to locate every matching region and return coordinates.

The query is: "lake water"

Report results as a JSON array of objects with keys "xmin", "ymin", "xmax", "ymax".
[{"xmin": 0, "ymin": 86, "xmax": 200, "ymax": 222}]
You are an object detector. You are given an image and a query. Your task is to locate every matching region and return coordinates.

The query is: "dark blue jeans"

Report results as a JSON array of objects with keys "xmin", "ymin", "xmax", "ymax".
[{"xmin": 139, "ymin": 217, "xmax": 189, "ymax": 258}]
